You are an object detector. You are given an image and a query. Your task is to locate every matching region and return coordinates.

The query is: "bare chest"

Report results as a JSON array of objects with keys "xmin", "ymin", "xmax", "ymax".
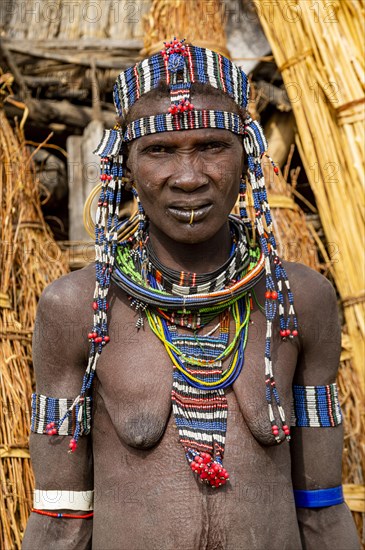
[{"xmin": 94, "ymin": 294, "xmax": 299, "ymax": 449}]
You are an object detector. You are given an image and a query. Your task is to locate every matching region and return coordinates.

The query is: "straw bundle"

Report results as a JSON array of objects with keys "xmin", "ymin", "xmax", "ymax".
[
  {"xmin": 0, "ymin": 104, "xmax": 68, "ymax": 548},
  {"xmin": 339, "ymin": 333, "xmax": 365, "ymax": 538},
  {"xmin": 142, "ymin": 0, "xmax": 229, "ymax": 56},
  {"xmin": 255, "ymin": 0, "xmax": 364, "ymax": 387},
  {"xmin": 255, "ymin": 0, "xmax": 365, "ymax": 540}
]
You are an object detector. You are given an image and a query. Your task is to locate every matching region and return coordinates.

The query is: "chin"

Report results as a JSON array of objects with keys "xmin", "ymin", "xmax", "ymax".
[{"xmin": 168, "ymin": 224, "xmax": 220, "ymax": 245}]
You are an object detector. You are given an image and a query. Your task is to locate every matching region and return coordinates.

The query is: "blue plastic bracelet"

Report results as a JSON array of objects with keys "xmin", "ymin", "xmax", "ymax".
[{"xmin": 294, "ymin": 486, "xmax": 344, "ymax": 508}]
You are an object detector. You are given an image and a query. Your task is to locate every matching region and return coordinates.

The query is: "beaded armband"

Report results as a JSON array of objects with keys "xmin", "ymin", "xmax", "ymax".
[
  {"xmin": 290, "ymin": 384, "xmax": 342, "ymax": 427},
  {"xmin": 31, "ymin": 394, "xmax": 92, "ymax": 436}
]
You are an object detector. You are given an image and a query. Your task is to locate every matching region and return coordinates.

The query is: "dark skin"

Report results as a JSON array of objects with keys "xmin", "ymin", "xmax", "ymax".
[{"xmin": 23, "ymin": 92, "xmax": 359, "ymax": 550}]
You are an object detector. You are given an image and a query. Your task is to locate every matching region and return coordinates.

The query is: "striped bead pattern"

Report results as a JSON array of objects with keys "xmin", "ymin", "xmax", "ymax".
[
  {"xmin": 123, "ymin": 110, "xmax": 244, "ymax": 143},
  {"xmin": 113, "ymin": 44, "xmax": 249, "ymax": 118},
  {"xmin": 31, "ymin": 394, "xmax": 92, "ymax": 436},
  {"xmin": 291, "ymin": 384, "xmax": 342, "ymax": 427},
  {"xmin": 170, "ymin": 314, "xmax": 230, "ymax": 460}
]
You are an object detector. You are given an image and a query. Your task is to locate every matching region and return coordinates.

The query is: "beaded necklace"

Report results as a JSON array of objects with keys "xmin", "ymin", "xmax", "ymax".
[
  {"xmin": 109, "ymin": 218, "xmax": 255, "ymax": 486},
  {"xmin": 112, "ymin": 216, "xmax": 264, "ymax": 329},
  {"xmin": 168, "ymin": 300, "xmax": 249, "ymax": 488}
]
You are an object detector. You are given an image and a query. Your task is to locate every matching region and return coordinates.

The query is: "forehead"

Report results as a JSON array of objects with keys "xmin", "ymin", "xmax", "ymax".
[{"xmin": 131, "ymin": 127, "xmax": 241, "ymax": 148}]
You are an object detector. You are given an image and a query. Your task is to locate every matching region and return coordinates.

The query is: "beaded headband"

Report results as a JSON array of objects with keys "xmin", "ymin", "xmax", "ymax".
[
  {"xmin": 113, "ymin": 39, "xmax": 249, "ymax": 117},
  {"xmin": 54, "ymin": 40, "xmax": 297, "ymax": 470}
]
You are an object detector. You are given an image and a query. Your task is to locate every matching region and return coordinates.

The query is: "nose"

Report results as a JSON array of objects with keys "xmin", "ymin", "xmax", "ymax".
[{"xmin": 170, "ymin": 157, "xmax": 209, "ymax": 192}]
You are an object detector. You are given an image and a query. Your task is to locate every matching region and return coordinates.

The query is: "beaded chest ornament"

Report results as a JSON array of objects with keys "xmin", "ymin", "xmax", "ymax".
[{"xmin": 50, "ymin": 39, "xmax": 298, "ymax": 486}]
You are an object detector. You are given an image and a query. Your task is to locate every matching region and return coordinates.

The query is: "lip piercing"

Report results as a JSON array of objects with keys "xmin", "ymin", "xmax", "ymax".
[{"xmin": 189, "ymin": 210, "xmax": 195, "ymax": 225}]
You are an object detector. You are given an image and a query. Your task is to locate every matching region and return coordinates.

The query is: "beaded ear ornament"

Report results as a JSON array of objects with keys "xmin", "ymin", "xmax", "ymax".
[{"xmin": 50, "ymin": 40, "xmax": 297, "ymax": 487}]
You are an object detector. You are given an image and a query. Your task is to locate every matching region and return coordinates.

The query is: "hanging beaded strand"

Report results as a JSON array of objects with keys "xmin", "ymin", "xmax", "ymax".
[
  {"xmin": 171, "ymin": 312, "xmax": 231, "ymax": 488},
  {"xmin": 51, "ymin": 140, "xmax": 124, "ymax": 451},
  {"xmin": 243, "ymin": 118, "xmax": 298, "ymax": 442}
]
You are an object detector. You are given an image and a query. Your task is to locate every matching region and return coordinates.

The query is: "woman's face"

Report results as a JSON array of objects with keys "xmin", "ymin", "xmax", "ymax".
[{"xmin": 126, "ymin": 92, "xmax": 245, "ymax": 246}]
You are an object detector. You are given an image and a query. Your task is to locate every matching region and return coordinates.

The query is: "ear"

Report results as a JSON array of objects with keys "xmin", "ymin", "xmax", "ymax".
[{"xmin": 121, "ymin": 144, "xmax": 134, "ymax": 190}]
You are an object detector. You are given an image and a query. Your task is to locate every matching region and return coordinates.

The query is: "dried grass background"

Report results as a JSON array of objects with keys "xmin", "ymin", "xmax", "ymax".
[{"xmin": 0, "ymin": 105, "xmax": 68, "ymax": 549}]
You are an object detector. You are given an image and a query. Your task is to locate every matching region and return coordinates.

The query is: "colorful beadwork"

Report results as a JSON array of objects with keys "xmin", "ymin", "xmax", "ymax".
[
  {"xmin": 54, "ymin": 40, "xmax": 299, "ymax": 484},
  {"xmin": 110, "ymin": 218, "xmax": 253, "ymax": 481},
  {"xmin": 31, "ymin": 394, "xmax": 92, "ymax": 437},
  {"xmin": 113, "ymin": 43, "xmax": 249, "ymax": 117},
  {"xmin": 291, "ymin": 384, "xmax": 342, "ymax": 427},
  {"xmin": 123, "ymin": 110, "xmax": 244, "ymax": 142},
  {"xmin": 170, "ymin": 310, "xmax": 232, "ymax": 486}
]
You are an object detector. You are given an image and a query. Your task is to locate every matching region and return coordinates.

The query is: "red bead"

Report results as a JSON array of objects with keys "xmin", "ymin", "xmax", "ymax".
[
  {"xmin": 274, "ymin": 166, "xmax": 279, "ymax": 174},
  {"xmin": 280, "ymin": 329, "xmax": 286, "ymax": 337},
  {"xmin": 92, "ymin": 301, "xmax": 98, "ymax": 310},
  {"xmin": 271, "ymin": 291, "xmax": 278, "ymax": 300},
  {"xmin": 69, "ymin": 438, "xmax": 77, "ymax": 448},
  {"xmin": 104, "ymin": 335, "xmax": 110, "ymax": 343},
  {"xmin": 95, "ymin": 336, "xmax": 102, "ymax": 344},
  {"xmin": 265, "ymin": 291, "xmax": 271, "ymax": 299},
  {"xmin": 285, "ymin": 329, "xmax": 291, "ymax": 336},
  {"xmin": 292, "ymin": 329, "xmax": 298, "ymax": 337},
  {"xmin": 101, "ymin": 174, "xmax": 107, "ymax": 181}
]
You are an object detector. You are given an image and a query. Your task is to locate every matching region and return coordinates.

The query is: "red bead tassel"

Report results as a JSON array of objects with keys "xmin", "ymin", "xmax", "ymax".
[{"xmin": 188, "ymin": 451, "xmax": 229, "ymax": 488}]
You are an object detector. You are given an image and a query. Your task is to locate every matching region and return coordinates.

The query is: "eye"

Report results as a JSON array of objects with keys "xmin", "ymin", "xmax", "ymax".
[
  {"xmin": 144, "ymin": 145, "xmax": 172, "ymax": 154},
  {"xmin": 201, "ymin": 142, "xmax": 227, "ymax": 151}
]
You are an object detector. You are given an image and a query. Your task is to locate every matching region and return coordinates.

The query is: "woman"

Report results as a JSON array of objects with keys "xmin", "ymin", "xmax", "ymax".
[{"xmin": 23, "ymin": 40, "xmax": 358, "ymax": 549}]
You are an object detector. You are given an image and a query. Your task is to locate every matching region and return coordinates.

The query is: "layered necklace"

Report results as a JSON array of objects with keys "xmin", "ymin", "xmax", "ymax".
[{"xmin": 112, "ymin": 215, "xmax": 265, "ymax": 487}]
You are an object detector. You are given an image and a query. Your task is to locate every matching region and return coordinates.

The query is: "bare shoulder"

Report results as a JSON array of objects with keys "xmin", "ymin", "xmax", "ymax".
[
  {"xmin": 38, "ymin": 263, "xmax": 96, "ymax": 315},
  {"xmin": 283, "ymin": 262, "xmax": 341, "ymax": 383},
  {"xmin": 283, "ymin": 261, "xmax": 337, "ymax": 318},
  {"xmin": 33, "ymin": 265, "xmax": 96, "ymax": 394}
]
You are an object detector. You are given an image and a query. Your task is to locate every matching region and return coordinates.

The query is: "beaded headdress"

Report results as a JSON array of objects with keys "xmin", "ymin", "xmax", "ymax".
[{"xmin": 53, "ymin": 40, "xmax": 297, "ymax": 486}]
